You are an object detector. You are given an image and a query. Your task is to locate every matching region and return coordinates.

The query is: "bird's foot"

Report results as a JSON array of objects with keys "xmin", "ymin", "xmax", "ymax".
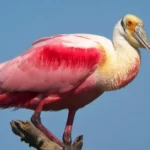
[
  {"xmin": 63, "ymin": 135, "xmax": 83, "ymax": 150},
  {"xmin": 63, "ymin": 131, "xmax": 72, "ymax": 145}
]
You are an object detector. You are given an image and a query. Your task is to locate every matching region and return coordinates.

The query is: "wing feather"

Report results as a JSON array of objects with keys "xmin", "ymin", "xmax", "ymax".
[{"xmin": 0, "ymin": 34, "xmax": 104, "ymax": 93}]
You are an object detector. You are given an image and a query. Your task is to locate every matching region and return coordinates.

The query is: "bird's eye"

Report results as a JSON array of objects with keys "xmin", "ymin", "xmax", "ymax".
[
  {"xmin": 128, "ymin": 20, "xmax": 133, "ymax": 26},
  {"xmin": 121, "ymin": 19, "xmax": 125, "ymax": 31}
]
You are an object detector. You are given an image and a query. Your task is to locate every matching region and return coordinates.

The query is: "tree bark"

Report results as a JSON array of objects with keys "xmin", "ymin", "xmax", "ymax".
[{"xmin": 10, "ymin": 120, "xmax": 83, "ymax": 150}]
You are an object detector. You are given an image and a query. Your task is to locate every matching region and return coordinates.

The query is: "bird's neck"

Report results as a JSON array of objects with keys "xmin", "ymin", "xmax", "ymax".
[
  {"xmin": 98, "ymin": 28, "xmax": 141, "ymax": 91},
  {"xmin": 112, "ymin": 29, "xmax": 141, "ymax": 60},
  {"xmin": 114, "ymin": 30, "xmax": 141, "ymax": 88}
]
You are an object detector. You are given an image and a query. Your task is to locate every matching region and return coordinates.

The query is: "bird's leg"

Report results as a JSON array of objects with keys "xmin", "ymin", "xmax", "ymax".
[
  {"xmin": 31, "ymin": 95, "xmax": 63, "ymax": 147},
  {"xmin": 63, "ymin": 109, "xmax": 76, "ymax": 145}
]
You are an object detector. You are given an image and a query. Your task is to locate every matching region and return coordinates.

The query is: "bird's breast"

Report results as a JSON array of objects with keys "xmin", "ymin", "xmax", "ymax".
[
  {"xmin": 115, "ymin": 58, "xmax": 140, "ymax": 89},
  {"xmin": 96, "ymin": 56, "xmax": 141, "ymax": 91}
]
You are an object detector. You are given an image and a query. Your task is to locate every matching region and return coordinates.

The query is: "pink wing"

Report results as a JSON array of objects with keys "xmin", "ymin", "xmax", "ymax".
[{"xmin": 0, "ymin": 34, "xmax": 104, "ymax": 93}]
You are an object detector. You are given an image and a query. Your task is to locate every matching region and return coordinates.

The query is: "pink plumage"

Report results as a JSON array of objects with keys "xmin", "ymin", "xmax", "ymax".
[
  {"xmin": 0, "ymin": 34, "xmax": 102, "ymax": 92},
  {"xmin": 0, "ymin": 34, "xmax": 105, "ymax": 146}
]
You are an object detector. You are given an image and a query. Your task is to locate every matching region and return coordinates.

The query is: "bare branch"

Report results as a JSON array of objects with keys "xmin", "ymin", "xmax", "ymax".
[{"xmin": 10, "ymin": 120, "xmax": 83, "ymax": 150}]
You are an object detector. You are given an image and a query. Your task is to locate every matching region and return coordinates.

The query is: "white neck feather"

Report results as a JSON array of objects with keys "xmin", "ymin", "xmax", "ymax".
[
  {"xmin": 98, "ymin": 20, "xmax": 141, "ymax": 91},
  {"xmin": 112, "ymin": 20, "xmax": 141, "ymax": 64}
]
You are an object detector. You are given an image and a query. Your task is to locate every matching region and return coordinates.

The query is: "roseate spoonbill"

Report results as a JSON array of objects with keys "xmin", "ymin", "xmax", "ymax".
[{"xmin": 0, "ymin": 14, "xmax": 149, "ymax": 147}]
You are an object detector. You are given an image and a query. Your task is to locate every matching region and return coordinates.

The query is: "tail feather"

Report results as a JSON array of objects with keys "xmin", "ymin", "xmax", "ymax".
[
  {"xmin": 0, "ymin": 92, "xmax": 38, "ymax": 109},
  {"xmin": 0, "ymin": 93, "xmax": 10, "ymax": 108}
]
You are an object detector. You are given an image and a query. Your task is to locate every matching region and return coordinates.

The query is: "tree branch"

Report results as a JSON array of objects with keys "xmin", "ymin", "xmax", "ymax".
[{"xmin": 10, "ymin": 120, "xmax": 83, "ymax": 150}]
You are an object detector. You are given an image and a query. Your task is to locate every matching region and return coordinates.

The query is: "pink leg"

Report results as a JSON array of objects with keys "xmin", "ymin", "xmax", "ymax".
[
  {"xmin": 31, "ymin": 96, "xmax": 63, "ymax": 147},
  {"xmin": 63, "ymin": 109, "xmax": 76, "ymax": 145}
]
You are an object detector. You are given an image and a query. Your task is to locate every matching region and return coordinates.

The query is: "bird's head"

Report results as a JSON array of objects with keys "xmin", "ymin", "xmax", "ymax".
[{"xmin": 119, "ymin": 14, "xmax": 150, "ymax": 50}]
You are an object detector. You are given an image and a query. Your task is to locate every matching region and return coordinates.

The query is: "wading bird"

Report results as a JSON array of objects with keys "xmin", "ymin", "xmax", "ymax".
[{"xmin": 0, "ymin": 14, "xmax": 149, "ymax": 147}]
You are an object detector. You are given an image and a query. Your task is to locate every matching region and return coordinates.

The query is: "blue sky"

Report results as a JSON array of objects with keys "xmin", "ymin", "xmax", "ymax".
[{"xmin": 0, "ymin": 0, "xmax": 150, "ymax": 150}]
